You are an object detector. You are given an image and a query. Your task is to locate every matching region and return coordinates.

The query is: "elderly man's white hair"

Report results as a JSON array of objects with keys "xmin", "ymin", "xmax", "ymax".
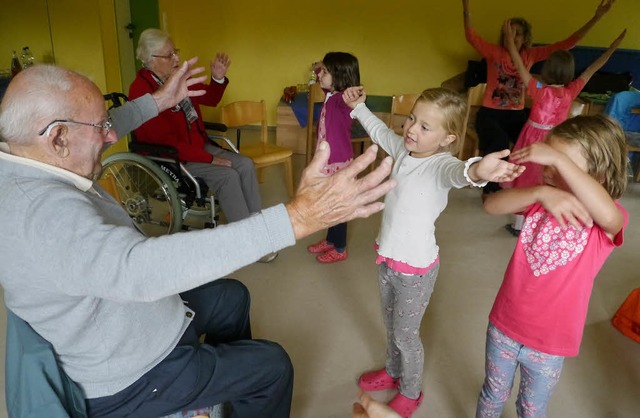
[
  {"xmin": 0, "ymin": 65, "xmax": 81, "ymax": 145},
  {"xmin": 136, "ymin": 28, "xmax": 171, "ymax": 67}
]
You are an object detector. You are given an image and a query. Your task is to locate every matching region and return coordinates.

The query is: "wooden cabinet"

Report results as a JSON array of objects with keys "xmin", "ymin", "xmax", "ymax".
[{"xmin": 276, "ymin": 104, "xmax": 307, "ymax": 154}]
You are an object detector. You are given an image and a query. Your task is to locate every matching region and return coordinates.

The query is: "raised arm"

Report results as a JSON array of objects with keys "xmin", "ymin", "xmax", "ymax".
[
  {"xmin": 503, "ymin": 20, "xmax": 532, "ymax": 85},
  {"xmin": 510, "ymin": 142, "xmax": 622, "ymax": 236},
  {"xmin": 568, "ymin": 0, "xmax": 616, "ymax": 42},
  {"xmin": 578, "ymin": 29, "xmax": 626, "ymax": 84},
  {"xmin": 462, "ymin": 0, "xmax": 472, "ymax": 32}
]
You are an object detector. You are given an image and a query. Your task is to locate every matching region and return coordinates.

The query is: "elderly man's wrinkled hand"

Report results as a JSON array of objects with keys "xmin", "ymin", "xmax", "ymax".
[
  {"xmin": 286, "ymin": 142, "xmax": 395, "ymax": 240},
  {"xmin": 152, "ymin": 57, "xmax": 207, "ymax": 112}
]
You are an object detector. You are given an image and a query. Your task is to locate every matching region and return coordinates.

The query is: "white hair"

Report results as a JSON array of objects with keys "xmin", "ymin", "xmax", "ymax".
[
  {"xmin": 136, "ymin": 28, "xmax": 171, "ymax": 66},
  {"xmin": 0, "ymin": 65, "xmax": 79, "ymax": 145}
]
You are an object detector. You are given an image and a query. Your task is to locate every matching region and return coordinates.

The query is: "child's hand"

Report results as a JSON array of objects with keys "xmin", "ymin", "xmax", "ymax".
[
  {"xmin": 343, "ymin": 86, "xmax": 366, "ymax": 109},
  {"xmin": 509, "ymin": 142, "xmax": 561, "ymax": 167},
  {"xmin": 537, "ymin": 186, "xmax": 593, "ymax": 229},
  {"xmin": 470, "ymin": 149, "xmax": 525, "ymax": 183}
]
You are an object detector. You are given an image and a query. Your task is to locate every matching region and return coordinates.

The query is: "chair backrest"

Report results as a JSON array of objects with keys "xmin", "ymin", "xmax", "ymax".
[
  {"xmin": 306, "ymin": 83, "xmax": 326, "ymax": 164},
  {"xmin": 568, "ymin": 97, "xmax": 589, "ymax": 118},
  {"xmin": 458, "ymin": 83, "xmax": 486, "ymax": 159},
  {"xmin": 220, "ymin": 100, "xmax": 268, "ymax": 145},
  {"xmin": 388, "ymin": 93, "xmax": 421, "ymax": 135}
]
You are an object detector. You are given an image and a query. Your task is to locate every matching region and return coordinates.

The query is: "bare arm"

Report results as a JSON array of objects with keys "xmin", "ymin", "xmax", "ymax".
[
  {"xmin": 578, "ymin": 29, "xmax": 626, "ymax": 84},
  {"xmin": 503, "ymin": 20, "xmax": 532, "ymax": 85},
  {"xmin": 568, "ymin": 0, "xmax": 616, "ymax": 41},
  {"xmin": 510, "ymin": 142, "xmax": 622, "ymax": 236},
  {"xmin": 462, "ymin": 0, "xmax": 472, "ymax": 31}
]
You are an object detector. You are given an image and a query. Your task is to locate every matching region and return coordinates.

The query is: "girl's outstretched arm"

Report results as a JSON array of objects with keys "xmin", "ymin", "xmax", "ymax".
[
  {"xmin": 510, "ymin": 142, "xmax": 623, "ymax": 236},
  {"xmin": 468, "ymin": 149, "xmax": 525, "ymax": 184},
  {"xmin": 578, "ymin": 29, "xmax": 626, "ymax": 84},
  {"xmin": 503, "ymin": 20, "xmax": 532, "ymax": 85}
]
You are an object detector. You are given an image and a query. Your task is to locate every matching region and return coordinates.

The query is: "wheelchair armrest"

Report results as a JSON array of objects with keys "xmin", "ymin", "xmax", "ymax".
[
  {"xmin": 203, "ymin": 121, "xmax": 228, "ymax": 133},
  {"xmin": 207, "ymin": 135, "xmax": 239, "ymax": 154},
  {"xmin": 129, "ymin": 141, "xmax": 179, "ymax": 157}
]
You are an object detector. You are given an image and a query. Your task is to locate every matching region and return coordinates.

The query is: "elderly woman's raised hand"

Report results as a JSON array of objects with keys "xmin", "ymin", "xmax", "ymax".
[{"xmin": 211, "ymin": 52, "xmax": 231, "ymax": 81}]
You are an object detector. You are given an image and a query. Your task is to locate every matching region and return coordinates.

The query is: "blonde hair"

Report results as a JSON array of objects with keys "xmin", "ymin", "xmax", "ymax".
[
  {"xmin": 414, "ymin": 88, "xmax": 467, "ymax": 155},
  {"xmin": 550, "ymin": 115, "xmax": 627, "ymax": 199}
]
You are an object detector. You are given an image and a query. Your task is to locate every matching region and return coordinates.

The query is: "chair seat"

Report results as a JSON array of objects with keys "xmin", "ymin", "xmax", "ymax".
[{"xmin": 240, "ymin": 144, "xmax": 293, "ymax": 164}]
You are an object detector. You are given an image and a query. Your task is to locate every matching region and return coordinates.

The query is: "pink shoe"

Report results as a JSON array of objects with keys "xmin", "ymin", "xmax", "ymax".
[
  {"xmin": 358, "ymin": 368, "xmax": 399, "ymax": 391},
  {"xmin": 307, "ymin": 240, "xmax": 334, "ymax": 254},
  {"xmin": 388, "ymin": 392, "xmax": 424, "ymax": 418},
  {"xmin": 316, "ymin": 248, "xmax": 348, "ymax": 263}
]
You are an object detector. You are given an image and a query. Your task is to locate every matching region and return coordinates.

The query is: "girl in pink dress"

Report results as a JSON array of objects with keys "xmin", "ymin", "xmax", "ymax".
[{"xmin": 502, "ymin": 22, "xmax": 625, "ymax": 235}]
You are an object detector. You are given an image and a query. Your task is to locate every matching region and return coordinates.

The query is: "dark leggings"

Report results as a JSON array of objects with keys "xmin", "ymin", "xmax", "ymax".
[
  {"xmin": 326, "ymin": 222, "xmax": 347, "ymax": 251},
  {"xmin": 476, "ymin": 107, "xmax": 528, "ymax": 193}
]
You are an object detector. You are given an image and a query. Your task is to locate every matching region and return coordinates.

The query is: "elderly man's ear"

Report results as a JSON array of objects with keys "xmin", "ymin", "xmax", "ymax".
[{"xmin": 49, "ymin": 125, "xmax": 71, "ymax": 159}]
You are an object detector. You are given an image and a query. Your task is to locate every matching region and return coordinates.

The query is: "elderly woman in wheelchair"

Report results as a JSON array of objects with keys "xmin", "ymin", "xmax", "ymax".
[{"xmin": 102, "ymin": 28, "xmax": 276, "ymax": 262}]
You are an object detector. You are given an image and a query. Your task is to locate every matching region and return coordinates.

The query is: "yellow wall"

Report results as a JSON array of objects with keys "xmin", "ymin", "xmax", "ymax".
[
  {"xmin": 158, "ymin": 0, "xmax": 639, "ymax": 124},
  {"xmin": 2, "ymin": 0, "xmax": 639, "ymax": 128}
]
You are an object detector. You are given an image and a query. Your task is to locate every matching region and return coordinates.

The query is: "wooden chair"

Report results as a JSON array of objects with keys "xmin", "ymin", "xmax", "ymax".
[
  {"xmin": 220, "ymin": 100, "xmax": 294, "ymax": 197},
  {"xmin": 458, "ymin": 83, "xmax": 486, "ymax": 160},
  {"xmin": 305, "ymin": 82, "xmax": 326, "ymax": 165},
  {"xmin": 388, "ymin": 93, "xmax": 420, "ymax": 134}
]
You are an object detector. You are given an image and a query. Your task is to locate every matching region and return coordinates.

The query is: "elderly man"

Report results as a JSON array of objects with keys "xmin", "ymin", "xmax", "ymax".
[{"xmin": 0, "ymin": 64, "xmax": 393, "ymax": 418}]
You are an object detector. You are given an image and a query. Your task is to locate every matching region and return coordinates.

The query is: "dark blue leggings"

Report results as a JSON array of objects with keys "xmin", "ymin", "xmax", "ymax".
[
  {"xmin": 326, "ymin": 222, "xmax": 347, "ymax": 251},
  {"xmin": 86, "ymin": 279, "xmax": 293, "ymax": 418}
]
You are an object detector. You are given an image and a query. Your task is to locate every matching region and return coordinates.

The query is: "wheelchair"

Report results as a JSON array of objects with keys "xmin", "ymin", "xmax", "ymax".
[{"xmin": 98, "ymin": 93, "xmax": 238, "ymax": 237}]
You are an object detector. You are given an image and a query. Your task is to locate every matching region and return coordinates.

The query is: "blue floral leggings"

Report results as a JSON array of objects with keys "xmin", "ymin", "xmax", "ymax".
[{"xmin": 476, "ymin": 323, "xmax": 565, "ymax": 418}]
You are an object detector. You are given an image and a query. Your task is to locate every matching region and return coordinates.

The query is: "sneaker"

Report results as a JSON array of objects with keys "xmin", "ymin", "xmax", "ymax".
[
  {"xmin": 504, "ymin": 224, "xmax": 521, "ymax": 237},
  {"xmin": 307, "ymin": 240, "xmax": 334, "ymax": 254},
  {"xmin": 258, "ymin": 252, "xmax": 278, "ymax": 263},
  {"xmin": 358, "ymin": 368, "xmax": 399, "ymax": 391},
  {"xmin": 316, "ymin": 248, "xmax": 348, "ymax": 263},
  {"xmin": 388, "ymin": 392, "xmax": 424, "ymax": 418}
]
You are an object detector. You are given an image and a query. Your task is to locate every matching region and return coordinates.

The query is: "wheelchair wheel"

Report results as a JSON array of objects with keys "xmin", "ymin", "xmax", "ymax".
[{"xmin": 99, "ymin": 152, "xmax": 183, "ymax": 236}]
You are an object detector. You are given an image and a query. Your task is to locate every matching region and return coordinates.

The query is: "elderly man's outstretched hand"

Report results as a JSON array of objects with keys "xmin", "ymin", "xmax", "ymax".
[
  {"xmin": 152, "ymin": 57, "xmax": 207, "ymax": 112},
  {"xmin": 286, "ymin": 141, "xmax": 395, "ymax": 240}
]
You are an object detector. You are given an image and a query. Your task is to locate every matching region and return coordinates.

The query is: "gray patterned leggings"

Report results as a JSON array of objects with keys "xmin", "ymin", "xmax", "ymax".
[{"xmin": 378, "ymin": 260, "xmax": 439, "ymax": 399}]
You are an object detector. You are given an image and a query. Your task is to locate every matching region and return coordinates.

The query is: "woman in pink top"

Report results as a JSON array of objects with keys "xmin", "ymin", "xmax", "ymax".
[
  {"xmin": 501, "ymin": 23, "xmax": 626, "ymax": 235},
  {"xmin": 477, "ymin": 115, "xmax": 628, "ymax": 418},
  {"xmin": 462, "ymin": 0, "xmax": 616, "ymax": 193}
]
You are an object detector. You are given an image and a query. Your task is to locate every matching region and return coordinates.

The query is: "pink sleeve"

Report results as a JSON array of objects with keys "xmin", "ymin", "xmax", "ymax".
[
  {"xmin": 527, "ymin": 32, "xmax": 581, "ymax": 63},
  {"xmin": 465, "ymin": 27, "xmax": 504, "ymax": 62}
]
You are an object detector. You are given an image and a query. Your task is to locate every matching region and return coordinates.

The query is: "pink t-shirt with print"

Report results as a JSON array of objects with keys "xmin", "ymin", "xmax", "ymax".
[{"xmin": 489, "ymin": 201, "xmax": 627, "ymax": 357}]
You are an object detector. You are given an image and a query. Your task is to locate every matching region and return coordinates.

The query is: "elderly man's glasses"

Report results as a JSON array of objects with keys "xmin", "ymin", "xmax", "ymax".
[
  {"xmin": 152, "ymin": 49, "xmax": 180, "ymax": 60},
  {"xmin": 38, "ymin": 118, "xmax": 113, "ymax": 137}
]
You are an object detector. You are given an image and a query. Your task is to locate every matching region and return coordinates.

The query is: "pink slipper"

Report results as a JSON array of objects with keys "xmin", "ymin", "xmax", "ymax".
[
  {"xmin": 307, "ymin": 240, "xmax": 334, "ymax": 254},
  {"xmin": 358, "ymin": 368, "xmax": 399, "ymax": 391},
  {"xmin": 388, "ymin": 392, "xmax": 424, "ymax": 418}
]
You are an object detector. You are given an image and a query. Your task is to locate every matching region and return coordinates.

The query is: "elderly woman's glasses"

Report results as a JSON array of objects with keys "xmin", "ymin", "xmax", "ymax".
[
  {"xmin": 152, "ymin": 49, "xmax": 180, "ymax": 60},
  {"xmin": 38, "ymin": 118, "xmax": 113, "ymax": 137}
]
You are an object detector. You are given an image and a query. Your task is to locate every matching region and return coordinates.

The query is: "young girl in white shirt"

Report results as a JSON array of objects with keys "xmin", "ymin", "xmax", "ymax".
[{"xmin": 343, "ymin": 87, "xmax": 524, "ymax": 417}]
